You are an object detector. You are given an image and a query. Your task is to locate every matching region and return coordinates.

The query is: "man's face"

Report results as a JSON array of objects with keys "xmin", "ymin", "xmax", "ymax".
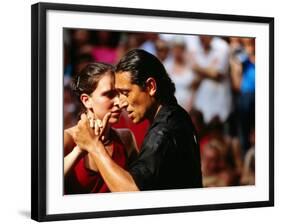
[{"xmin": 115, "ymin": 71, "xmax": 153, "ymax": 124}]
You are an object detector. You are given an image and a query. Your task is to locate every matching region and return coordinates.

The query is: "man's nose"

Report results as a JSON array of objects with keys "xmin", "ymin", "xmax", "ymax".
[{"xmin": 118, "ymin": 95, "xmax": 128, "ymax": 109}]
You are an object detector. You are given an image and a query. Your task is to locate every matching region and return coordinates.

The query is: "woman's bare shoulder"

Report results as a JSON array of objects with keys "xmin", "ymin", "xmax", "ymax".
[
  {"xmin": 113, "ymin": 128, "xmax": 138, "ymax": 152},
  {"xmin": 114, "ymin": 128, "xmax": 134, "ymax": 140}
]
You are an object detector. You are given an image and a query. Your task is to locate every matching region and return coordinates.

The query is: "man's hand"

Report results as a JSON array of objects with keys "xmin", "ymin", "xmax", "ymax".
[
  {"xmin": 73, "ymin": 113, "xmax": 96, "ymax": 153},
  {"xmin": 73, "ymin": 112, "xmax": 111, "ymax": 153}
]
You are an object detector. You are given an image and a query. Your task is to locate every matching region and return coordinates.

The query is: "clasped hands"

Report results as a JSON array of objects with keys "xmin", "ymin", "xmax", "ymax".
[{"xmin": 72, "ymin": 111, "xmax": 111, "ymax": 154}]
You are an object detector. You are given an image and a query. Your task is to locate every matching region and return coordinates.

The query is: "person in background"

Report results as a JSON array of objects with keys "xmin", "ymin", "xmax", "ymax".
[
  {"xmin": 165, "ymin": 36, "xmax": 196, "ymax": 111},
  {"xmin": 229, "ymin": 37, "xmax": 255, "ymax": 153},
  {"xmin": 201, "ymin": 139, "xmax": 240, "ymax": 187},
  {"xmin": 91, "ymin": 31, "xmax": 120, "ymax": 64},
  {"xmin": 192, "ymin": 35, "xmax": 232, "ymax": 124},
  {"xmin": 155, "ymin": 38, "xmax": 170, "ymax": 63},
  {"xmin": 139, "ymin": 33, "xmax": 159, "ymax": 55}
]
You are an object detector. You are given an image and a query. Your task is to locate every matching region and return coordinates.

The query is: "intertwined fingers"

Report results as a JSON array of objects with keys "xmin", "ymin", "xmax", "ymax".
[{"xmin": 99, "ymin": 112, "xmax": 111, "ymax": 138}]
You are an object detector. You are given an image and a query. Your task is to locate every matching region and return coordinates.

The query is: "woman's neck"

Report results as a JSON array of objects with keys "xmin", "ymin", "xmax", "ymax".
[{"xmin": 102, "ymin": 124, "xmax": 112, "ymax": 143}]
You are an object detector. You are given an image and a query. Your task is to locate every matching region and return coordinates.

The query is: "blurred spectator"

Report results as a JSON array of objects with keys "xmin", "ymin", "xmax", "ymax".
[
  {"xmin": 189, "ymin": 109, "xmax": 243, "ymax": 176},
  {"xmin": 155, "ymin": 39, "xmax": 170, "ymax": 63},
  {"xmin": 229, "ymin": 37, "xmax": 255, "ymax": 152},
  {"xmin": 63, "ymin": 29, "xmax": 94, "ymax": 80},
  {"xmin": 192, "ymin": 36, "xmax": 232, "ymax": 124},
  {"xmin": 240, "ymin": 147, "xmax": 255, "ymax": 185},
  {"xmin": 70, "ymin": 29, "xmax": 93, "ymax": 61},
  {"xmin": 201, "ymin": 139, "xmax": 239, "ymax": 187},
  {"xmin": 91, "ymin": 31, "xmax": 120, "ymax": 64},
  {"xmin": 240, "ymin": 127, "xmax": 255, "ymax": 185},
  {"xmin": 139, "ymin": 33, "xmax": 159, "ymax": 55},
  {"xmin": 184, "ymin": 35, "xmax": 201, "ymax": 54},
  {"xmin": 200, "ymin": 118, "xmax": 242, "ymax": 186},
  {"xmin": 117, "ymin": 33, "xmax": 143, "ymax": 61},
  {"xmin": 238, "ymin": 125, "xmax": 255, "ymax": 185},
  {"xmin": 165, "ymin": 36, "xmax": 196, "ymax": 111},
  {"xmin": 64, "ymin": 86, "xmax": 80, "ymax": 129},
  {"xmin": 73, "ymin": 54, "xmax": 93, "ymax": 77}
]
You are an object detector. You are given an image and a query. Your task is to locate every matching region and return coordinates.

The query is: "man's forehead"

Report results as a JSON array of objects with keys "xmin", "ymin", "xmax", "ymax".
[{"xmin": 115, "ymin": 71, "xmax": 132, "ymax": 87}]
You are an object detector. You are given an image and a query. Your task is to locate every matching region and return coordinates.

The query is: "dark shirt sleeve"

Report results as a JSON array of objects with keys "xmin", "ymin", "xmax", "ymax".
[{"xmin": 129, "ymin": 129, "xmax": 172, "ymax": 190}]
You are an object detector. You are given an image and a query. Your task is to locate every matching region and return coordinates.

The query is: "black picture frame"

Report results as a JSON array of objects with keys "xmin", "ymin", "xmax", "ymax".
[{"xmin": 31, "ymin": 2, "xmax": 274, "ymax": 222}]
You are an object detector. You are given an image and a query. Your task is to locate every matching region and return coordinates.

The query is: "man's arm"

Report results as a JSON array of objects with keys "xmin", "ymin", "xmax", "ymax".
[{"xmin": 88, "ymin": 141, "xmax": 139, "ymax": 192}]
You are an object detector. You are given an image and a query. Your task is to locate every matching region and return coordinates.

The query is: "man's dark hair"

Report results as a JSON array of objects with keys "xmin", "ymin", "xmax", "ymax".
[{"xmin": 116, "ymin": 49, "xmax": 176, "ymax": 105}]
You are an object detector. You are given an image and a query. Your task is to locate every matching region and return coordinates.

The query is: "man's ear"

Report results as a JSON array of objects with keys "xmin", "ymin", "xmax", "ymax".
[
  {"xmin": 145, "ymin": 77, "xmax": 157, "ymax": 97},
  {"xmin": 80, "ymin": 93, "xmax": 92, "ymax": 109}
]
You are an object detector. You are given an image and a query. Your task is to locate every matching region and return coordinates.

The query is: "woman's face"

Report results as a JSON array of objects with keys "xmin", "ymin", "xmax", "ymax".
[{"xmin": 88, "ymin": 73, "xmax": 121, "ymax": 124}]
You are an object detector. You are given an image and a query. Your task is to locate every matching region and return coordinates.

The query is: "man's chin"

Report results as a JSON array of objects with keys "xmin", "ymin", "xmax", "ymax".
[
  {"xmin": 132, "ymin": 116, "xmax": 144, "ymax": 124},
  {"xmin": 132, "ymin": 119, "xmax": 139, "ymax": 124}
]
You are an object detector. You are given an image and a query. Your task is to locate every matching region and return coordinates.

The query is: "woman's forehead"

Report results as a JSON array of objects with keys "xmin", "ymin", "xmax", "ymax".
[{"xmin": 95, "ymin": 73, "xmax": 115, "ymax": 92}]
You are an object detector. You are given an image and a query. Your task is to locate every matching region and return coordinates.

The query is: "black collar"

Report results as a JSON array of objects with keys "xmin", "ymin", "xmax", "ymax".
[{"xmin": 148, "ymin": 104, "xmax": 178, "ymax": 131}]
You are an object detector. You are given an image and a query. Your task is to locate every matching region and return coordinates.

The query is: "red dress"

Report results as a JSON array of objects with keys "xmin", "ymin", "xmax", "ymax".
[{"xmin": 64, "ymin": 132, "xmax": 127, "ymax": 194}]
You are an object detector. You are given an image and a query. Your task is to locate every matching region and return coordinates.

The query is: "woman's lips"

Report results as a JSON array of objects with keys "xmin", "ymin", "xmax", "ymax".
[{"xmin": 111, "ymin": 110, "xmax": 121, "ymax": 116}]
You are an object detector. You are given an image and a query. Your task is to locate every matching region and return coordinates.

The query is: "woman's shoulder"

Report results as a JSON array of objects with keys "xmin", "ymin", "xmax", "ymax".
[
  {"xmin": 113, "ymin": 128, "xmax": 134, "ymax": 139},
  {"xmin": 112, "ymin": 128, "xmax": 139, "ymax": 159}
]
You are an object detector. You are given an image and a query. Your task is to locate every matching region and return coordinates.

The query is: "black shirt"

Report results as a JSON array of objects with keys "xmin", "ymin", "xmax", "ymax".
[{"xmin": 129, "ymin": 104, "xmax": 203, "ymax": 191}]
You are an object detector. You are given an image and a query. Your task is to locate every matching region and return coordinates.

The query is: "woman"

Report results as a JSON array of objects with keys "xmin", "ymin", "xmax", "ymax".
[{"xmin": 64, "ymin": 62, "xmax": 138, "ymax": 194}]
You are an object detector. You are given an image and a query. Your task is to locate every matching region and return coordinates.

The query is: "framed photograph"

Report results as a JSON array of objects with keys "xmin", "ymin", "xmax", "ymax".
[{"xmin": 31, "ymin": 2, "xmax": 274, "ymax": 222}]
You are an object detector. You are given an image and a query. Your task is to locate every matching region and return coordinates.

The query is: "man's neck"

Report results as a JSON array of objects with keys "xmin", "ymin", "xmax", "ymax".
[{"xmin": 147, "ymin": 103, "xmax": 162, "ymax": 124}]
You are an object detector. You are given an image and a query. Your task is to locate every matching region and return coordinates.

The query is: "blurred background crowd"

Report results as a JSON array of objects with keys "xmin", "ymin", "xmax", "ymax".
[{"xmin": 63, "ymin": 29, "xmax": 255, "ymax": 188}]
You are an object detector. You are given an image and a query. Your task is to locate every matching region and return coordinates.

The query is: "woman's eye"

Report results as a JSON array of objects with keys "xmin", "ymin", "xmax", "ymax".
[{"xmin": 107, "ymin": 91, "xmax": 116, "ymax": 98}]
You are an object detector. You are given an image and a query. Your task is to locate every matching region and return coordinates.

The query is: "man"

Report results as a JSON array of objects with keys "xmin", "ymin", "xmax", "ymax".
[{"xmin": 73, "ymin": 49, "xmax": 202, "ymax": 191}]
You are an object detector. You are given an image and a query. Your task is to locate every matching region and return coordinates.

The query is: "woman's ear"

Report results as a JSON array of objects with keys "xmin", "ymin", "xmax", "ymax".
[
  {"xmin": 80, "ymin": 93, "xmax": 92, "ymax": 109},
  {"xmin": 145, "ymin": 77, "xmax": 157, "ymax": 97}
]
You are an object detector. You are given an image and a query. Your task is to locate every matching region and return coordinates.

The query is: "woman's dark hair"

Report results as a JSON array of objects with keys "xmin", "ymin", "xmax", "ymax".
[
  {"xmin": 71, "ymin": 62, "xmax": 115, "ymax": 115},
  {"xmin": 116, "ymin": 49, "xmax": 176, "ymax": 105},
  {"xmin": 72, "ymin": 62, "xmax": 115, "ymax": 97}
]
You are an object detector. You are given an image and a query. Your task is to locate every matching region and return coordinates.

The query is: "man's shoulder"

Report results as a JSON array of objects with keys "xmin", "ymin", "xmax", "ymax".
[
  {"xmin": 156, "ymin": 104, "xmax": 193, "ymax": 131},
  {"xmin": 141, "ymin": 125, "xmax": 171, "ymax": 154}
]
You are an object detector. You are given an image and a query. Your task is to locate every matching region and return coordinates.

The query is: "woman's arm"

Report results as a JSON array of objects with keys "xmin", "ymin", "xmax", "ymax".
[
  {"xmin": 64, "ymin": 129, "xmax": 83, "ymax": 176},
  {"xmin": 64, "ymin": 146, "xmax": 83, "ymax": 176}
]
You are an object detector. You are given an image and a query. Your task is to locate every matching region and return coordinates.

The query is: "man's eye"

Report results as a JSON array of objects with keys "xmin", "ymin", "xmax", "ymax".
[{"xmin": 122, "ymin": 91, "xmax": 129, "ymax": 96}]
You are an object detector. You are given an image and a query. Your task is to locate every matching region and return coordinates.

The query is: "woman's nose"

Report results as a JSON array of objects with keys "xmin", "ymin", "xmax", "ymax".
[{"xmin": 113, "ymin": 95, "xmax": 120, "ymax": 106}]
